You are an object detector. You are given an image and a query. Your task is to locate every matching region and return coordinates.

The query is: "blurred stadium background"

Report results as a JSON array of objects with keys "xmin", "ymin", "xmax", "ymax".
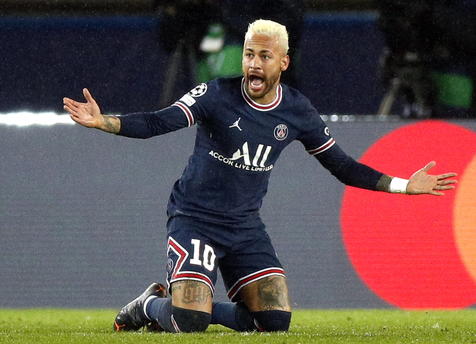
[
  {"xmin": 0, "ymin": 0, "xmax": 475, "ymax": 310},
  {"xmin": 0, "ymin": 0, "xmax": 376, "ymax": 14}
]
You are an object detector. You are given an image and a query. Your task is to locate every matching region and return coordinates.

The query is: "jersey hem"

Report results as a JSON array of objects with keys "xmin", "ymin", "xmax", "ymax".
[{"xmin": 227, "ymin": 267, "xmax": 286, "ymax": 301}]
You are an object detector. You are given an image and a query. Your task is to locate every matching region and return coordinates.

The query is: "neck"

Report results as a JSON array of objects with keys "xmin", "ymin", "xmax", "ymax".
[{"xmin": 246, "ymin": 80, "xmax": 280, "ymax": 105}]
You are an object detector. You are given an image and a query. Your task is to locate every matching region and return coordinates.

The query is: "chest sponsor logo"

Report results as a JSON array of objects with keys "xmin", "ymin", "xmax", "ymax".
[
  {"xmin": 274, "ymin": 124, "xmax": 288, "ymax": 141},
  {"xmin": 209, "ymin": 142, "xmax": 273, "ymax": 172}
]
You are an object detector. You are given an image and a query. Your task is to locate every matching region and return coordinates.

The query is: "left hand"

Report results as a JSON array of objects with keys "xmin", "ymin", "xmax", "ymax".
[{"xmin": 407, "ymin": 161, "xmax": 457, "ymax": 195}]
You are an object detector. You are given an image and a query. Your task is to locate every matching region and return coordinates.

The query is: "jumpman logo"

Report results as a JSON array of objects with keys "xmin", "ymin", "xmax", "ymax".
[{"xmin": 229, "ymin": 117, "xmax": 243, "ymax": 131}]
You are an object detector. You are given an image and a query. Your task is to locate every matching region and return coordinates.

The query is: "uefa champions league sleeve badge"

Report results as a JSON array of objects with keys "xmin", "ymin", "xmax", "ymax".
[{"xmin": 188, "ymin": 83, "xmax": 208, "ymax": 98}]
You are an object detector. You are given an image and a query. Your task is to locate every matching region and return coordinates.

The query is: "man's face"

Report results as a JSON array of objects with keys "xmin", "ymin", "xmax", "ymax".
[{"xmin": 242, "ymin": 33, "xmax": 289, "ymax": 103}]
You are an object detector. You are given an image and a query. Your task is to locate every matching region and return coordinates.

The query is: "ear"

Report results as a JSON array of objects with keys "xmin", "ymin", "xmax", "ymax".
[{"xmin": 280, "ymin": 55, "xmax": 290, "ymax": 72}]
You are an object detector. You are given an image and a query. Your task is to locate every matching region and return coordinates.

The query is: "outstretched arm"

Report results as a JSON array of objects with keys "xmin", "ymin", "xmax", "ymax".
[
  {"xmin": 63, "ymin": 88, "xmax": 120, "ymax": 133},
  {"xmin": 316, "ymin": 144, "xmax": 457, "ymax": 196},
  {"xmin": 64, "ymin": 88, "xmax": 198, "ymax": 139}
]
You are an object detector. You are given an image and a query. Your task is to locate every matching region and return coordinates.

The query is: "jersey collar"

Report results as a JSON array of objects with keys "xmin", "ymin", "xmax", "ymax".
[{"xmin": 241, "ymin": 78, "xmax": 282, "ymax": 111}]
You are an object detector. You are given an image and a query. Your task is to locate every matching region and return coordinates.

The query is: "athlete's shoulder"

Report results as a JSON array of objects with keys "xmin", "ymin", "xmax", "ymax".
[
  {"xmin": 281, "ymin": 83, "xmax": 318, "ymax": 114},
  {"xmin": 176, "ymin": 77, "xmax": 242, "ymax": 122},
  {"xmin": 187, "ymin": 77, "xmax": 241, "ymax": 99},
  {"xmin": 198, "ymin": 76, "xmax": 242, "ymax": 105},
  {"xmin": 180, "ymin": 77, "xmax": 239, "ymax": 106},
  {"xmin": 209, "ymin": 76, "xmax": 242, "ymax": 93}
]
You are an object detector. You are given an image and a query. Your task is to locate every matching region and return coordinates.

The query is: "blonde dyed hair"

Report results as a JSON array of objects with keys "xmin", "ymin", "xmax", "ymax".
[{"xmin": 244, "ymin": 19, "xmax": 289, "ymax": 55}]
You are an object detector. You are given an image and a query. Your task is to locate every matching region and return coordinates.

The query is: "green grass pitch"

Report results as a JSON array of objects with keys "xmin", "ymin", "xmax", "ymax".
[{"xmin": 1, "ymin": 309, "xmax": 475, "ymax": 344}]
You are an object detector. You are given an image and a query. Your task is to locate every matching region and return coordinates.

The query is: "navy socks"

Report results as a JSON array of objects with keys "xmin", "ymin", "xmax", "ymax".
[
  {"xmin": 210, "ymin": 301, "xmax": 255, "ymax": 331},
  {"xmin": 145, "ymin": 296, "xmax": 175, "ymax": 332},
  {"xmin": 147, "ymin": 298, "xmax": 256, "ymax": 332}
]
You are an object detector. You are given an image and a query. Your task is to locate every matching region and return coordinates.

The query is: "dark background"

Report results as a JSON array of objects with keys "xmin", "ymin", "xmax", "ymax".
[{"xmin": 0, "ymin": 5, "xmax": 384, "ymax": 115}]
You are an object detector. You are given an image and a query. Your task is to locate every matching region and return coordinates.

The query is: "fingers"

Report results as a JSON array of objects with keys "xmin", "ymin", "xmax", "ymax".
[
  {"xmin": 63, "ymin": 100, "xmax": 88, "ymax": 121},
  {"xmin": 435, "ymin": 184, "xmax": 456, "ymax": 191},
  {"xmin": 436, "ymin": 172, "xmax": 458, "ymax": 180},
  {"xmin": 64, "ymin": 104, "xmax": 80, "ymax": 120},
  {"xmin": 435, "ymin": 174, "xmax": 458, "ymax": 192},
  {"xmin": 63, "ymin": 103, "xmax": 79, "ymax": 116},
  {"xmin": 63, "ymin": 101, "xmax": 79, "ymax": 113},
  {"xmin": 64, "ymin": 105, "xmax": 80, "ymax": 123},
  {"xmin": 63, "ymin": 88, "xmax": 95, "ymax": 109},
  {"xmin": 429, "ymin": 181, "xmax": 452, "ymax": 195},
  {"xmin": 439, "ymin": 185, "xmax": 456, "ymax": 191},
  {"xmin": 433, "ymin": 173, "xmax": 457, "ymax": 195},
  {"xmin": 63, "ymin": 97, "xmax": 83, "ymax": 108},
  {"xmin": 83, "ymin": 88, "xmax": 96, "ymax": 104},
  {"xmin": 438, "ymin": 178, "xmax": 457, "ymax": 186},
  {"xmin": 429, "ymin": 180, "xmax": 457, "ymax": 196},
  {"xmin": 63, "ymin": 100, "xmax": 82, "ymax": 116},
  {"xmin": 417, "ymin": 161, "xmax": 457, "ymax": 179},
  {"xmin": 63, "ymin": 104, "xmax": 74, "ymax": 114},
  {"xmin": 421, "ymin": 161, "xmax": 436, "ymax": 172},
  {"xmin": 63, "ymin": 94, "xmax": 91, "ymax": 114}
]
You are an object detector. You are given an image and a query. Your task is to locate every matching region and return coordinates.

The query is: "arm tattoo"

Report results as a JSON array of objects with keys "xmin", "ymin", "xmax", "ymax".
[
  {"xmin": 376, "ymin": 174, "xmax": 393, "ymax": 192},
  {"xmin": 257, "ymin": 277, "xmax": 288, "ymax": 310},
  {"xmin": 173, "ymin": 281, "xmax": 211, "ymax": 305},
  {"xmin": 102, "ymin": 115, "xmax": 120, "ymax": 134}
]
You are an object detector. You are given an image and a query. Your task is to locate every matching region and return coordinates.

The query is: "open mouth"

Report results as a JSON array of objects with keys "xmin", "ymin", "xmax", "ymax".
[{"xmin": 248, "ymin": 75, "xmax": 265, "ymax": 92}]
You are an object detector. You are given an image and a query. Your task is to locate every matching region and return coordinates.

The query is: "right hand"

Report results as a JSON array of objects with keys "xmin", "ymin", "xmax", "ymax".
[
  {"xmin": 63, "ymin": 88, "xmax": 103, "ymax": 128},
  {"xmin": 406, "ymin": 161, "xmax": 457, "ymax": 196}
]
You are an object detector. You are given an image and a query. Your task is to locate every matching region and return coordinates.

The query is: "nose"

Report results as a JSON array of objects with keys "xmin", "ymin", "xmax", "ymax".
[{"xmin": 249, "ymin": 55, "xmax": 261, "ymax": 70}]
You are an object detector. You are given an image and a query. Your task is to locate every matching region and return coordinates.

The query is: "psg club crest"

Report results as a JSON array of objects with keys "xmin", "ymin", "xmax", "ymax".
[
  {"xmin": 274, "ymin": 124, "xmax": 288, "ymax": 141},
  {"xmin": 167, "ymin": 258, "xmax": 174, "ymax": 273},
  {"xmin": 188, "ymin": 83, "xmax": 208, "ymax": 97}
]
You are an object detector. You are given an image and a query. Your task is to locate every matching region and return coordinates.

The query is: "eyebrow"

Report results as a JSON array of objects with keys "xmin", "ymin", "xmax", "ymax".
[{"xmin": 245, "ymin": 48, "xmax": 273, "ymax": 54}]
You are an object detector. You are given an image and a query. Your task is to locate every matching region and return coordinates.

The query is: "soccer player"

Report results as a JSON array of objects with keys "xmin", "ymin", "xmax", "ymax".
[{"xmin": 63, "ymin": 19, "xmax": 457, "ymax": 333}]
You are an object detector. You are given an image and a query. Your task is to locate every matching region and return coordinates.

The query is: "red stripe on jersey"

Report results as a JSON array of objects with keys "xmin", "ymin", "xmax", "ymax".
[
  {"xmin": 173, "ymin": 101, "xmax": 195, "ymax": 127},
  {"xmin": 167, "ymin": 237, "xmax": 188, "ymax": 278},
  {"xmin": 241, "ymin": 78, "xmax": 282, "ymax": 111},
  {"xmin": 307, "ymin": 138, "xmax": 336, "ymax": 155},
  {"xmin": 227, "ymin": 267, "xmax": 286, "ymax": 301}
]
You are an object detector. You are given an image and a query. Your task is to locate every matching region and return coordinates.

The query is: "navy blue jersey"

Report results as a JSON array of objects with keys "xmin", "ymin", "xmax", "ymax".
[{"xmin": 119, "ymin": 77, "xmax": 383, "ymax": 224}]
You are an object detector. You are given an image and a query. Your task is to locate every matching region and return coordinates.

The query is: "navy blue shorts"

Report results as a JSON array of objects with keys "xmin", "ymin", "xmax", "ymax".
[{"xmin": 165, "ymin": 215, "xmax": 285, "ymax": 301}]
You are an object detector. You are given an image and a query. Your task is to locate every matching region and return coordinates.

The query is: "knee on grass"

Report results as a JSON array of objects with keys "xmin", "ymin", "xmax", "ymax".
[
  {"xmin": 172, "ymin": 306, "xmax": 211, "ymax": 333},
  {"xmin": 252, "ymin": 310, "xmax": 291, "ymax": 332}
]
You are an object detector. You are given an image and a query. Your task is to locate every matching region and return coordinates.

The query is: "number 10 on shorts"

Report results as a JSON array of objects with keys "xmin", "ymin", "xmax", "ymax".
[{"xmin": 190, "ymin": 239, "xmax": 216, "ymax": 272}]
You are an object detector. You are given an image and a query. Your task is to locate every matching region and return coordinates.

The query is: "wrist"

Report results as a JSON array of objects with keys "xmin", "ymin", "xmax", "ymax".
[
  {"xmin": 99, "ymin": 114, "xmax": 121, "ymax": 134},
  {"xmin": 97, "ymin": 114, "xmax": 107, "ymax": 129},
  {"xmin": 389, "ymin": 177, "xmax": 409, "ymax": 194}
]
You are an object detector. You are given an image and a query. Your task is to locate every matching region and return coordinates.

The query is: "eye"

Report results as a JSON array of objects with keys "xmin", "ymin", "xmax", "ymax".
[{"xmin": 263, "ymin": 55, "xmax": 271, "ymax": 60}]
